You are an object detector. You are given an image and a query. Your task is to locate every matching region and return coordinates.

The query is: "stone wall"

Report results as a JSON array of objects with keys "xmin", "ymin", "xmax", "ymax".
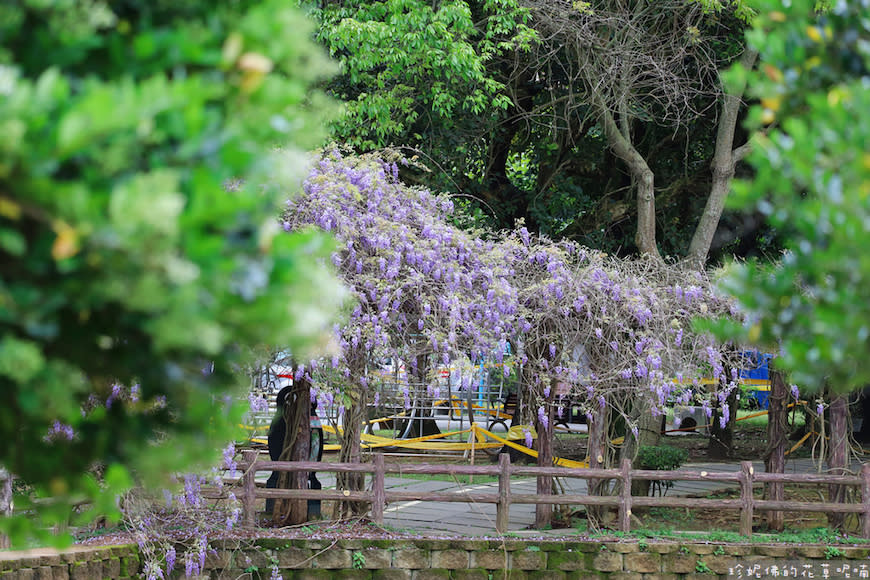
[
  {"xmin": 0, "ymin": 545, "xmax": 139, "ymax": 579},
  {"xmin": 2, "ymin": 539, "xmax": 869, "ymax": 579}
]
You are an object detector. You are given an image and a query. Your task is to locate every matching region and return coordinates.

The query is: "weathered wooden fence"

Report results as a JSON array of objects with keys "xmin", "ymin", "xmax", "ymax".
[{"xmin": 237, "ymin": 450, "xmax": 870, "ymax": 538}]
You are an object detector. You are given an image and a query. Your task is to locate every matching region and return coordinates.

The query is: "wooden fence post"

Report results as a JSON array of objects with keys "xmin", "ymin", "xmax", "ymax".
[
  {"xmin": 496, "ymin": 453, "xmax": 511, "ymax": 534},
  {"xmin": 739, "ymin": 461, "xmax": 754, "ymax": 537},
  {"xmin": 242, "ymin": 449, "xmax": 258, "ymax": 528},
  {"xmin": 861, "ymin": 463, "xmax": 870, "ymax": 538},
  {"xmin": 372, "ymin": 453, "xmax": 386, "ymax": 525},
  {"xmin": 619, "ymin": 459, "xmax": 632, "ymax": 533}
]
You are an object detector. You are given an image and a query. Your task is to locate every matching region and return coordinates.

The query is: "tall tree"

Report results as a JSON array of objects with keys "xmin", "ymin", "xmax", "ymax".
[
  {"xmin": 715, "ymin": 0, "xmax": 869, "ymax": 528},
  {"xmin": 310, "ymin": 0, "xmax": 764, "ymax": 262},
  {"xmin": 523, "ymin": 0, "xmax": 754, "ymax": 259},
  {"xmin": 0, "ymin": 0, "xmax": 341, "ymax": 547}
]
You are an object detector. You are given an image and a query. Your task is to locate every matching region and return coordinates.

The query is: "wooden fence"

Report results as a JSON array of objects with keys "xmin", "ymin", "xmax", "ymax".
[{"xmin": 237, "ymin": 450, "xmax": 870, "ymax": 538}]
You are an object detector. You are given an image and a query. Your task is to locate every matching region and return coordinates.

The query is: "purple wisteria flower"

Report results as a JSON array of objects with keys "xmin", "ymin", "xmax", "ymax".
[
  {"xmin": 164, "ymin": 546, "xmax": 176, "ymax": 575},
  {"xmin": 44, "ymin": 421, "xmax": 75, "ymax": 442},
  {"xmin": 537, "ymin": 406, "xmax": 548, "ymax": 430},
  {"xmin": 222, "ymin": 443, "xmax": 237, "ymax": 478},
  {"xmin": 248, "ymin": 392, "xmax": 268, "ymax": 414}
]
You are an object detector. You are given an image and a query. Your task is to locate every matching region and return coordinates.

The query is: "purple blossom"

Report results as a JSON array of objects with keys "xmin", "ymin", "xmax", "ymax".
[
  {"xmin": 222, "ymin": 443, "xmax": 237, "ymax": 478},
  {"xmin": 143, "ymin": 560, "xmax": 165, "ymax": 580},
  {"xmin": 106, "ymin": 383, "xmax": 122, "ymax": 409},
  {"xmin": 181, "ymin": 474, "xmax": 202, "ymax": 508},
  {"xmin": 164, "ymin": 546, "xmax": 176, "ymax": 574},
  {"xmin": 523, "ymin": 429, "xmax": 533, "ymax": 448},
  {"xmin": 519, "ymin": 227, "xmax": 531, "ymax": 247},
  {"xmin": 537, "ymin": 406, "xmax": 548, "ymax": 430},
  {"xmin": 226, "ymin": 493, "xmax": 241, "ymax": 530},
  {"xmin": 791, "ymin": 384, "xmax": 800, "ymax": 399},
  {"xmin": 817, "ymin": 402, "xmax": 824, "ymax": 415},
  {"xmin": 248, "ymin": 392, "xmax": 268, "ymax": 414},
  {"xmin": 702, "ymin": 400, "xmax": 712, "ymax": 418},
  {"xmin": 44, "ymin": 421, "xmax": 75, "ymax": 442}
]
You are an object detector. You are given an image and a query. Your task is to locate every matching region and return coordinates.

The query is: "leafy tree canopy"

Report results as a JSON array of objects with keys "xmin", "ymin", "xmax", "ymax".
[
  {"xmin": 715, "ymin": 0, "xmax": 870, "ymax": 393},
  {"xmin": 307, "ymin": 0, "xmax": 777, "ymax": 261},
  {"xmin": 0, "ymin": 0, "xmax": 342, "ymax": 546}
]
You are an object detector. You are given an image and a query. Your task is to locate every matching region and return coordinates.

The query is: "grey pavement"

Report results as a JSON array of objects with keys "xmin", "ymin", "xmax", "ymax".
[{"xmin": 294, "ymin": 456, "xmax": 833, "ymax": 536}]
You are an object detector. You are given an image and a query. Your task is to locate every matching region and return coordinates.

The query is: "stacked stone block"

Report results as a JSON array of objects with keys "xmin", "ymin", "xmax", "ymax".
[{"xmin": 2, "ymin": 539, "xmax": 870, "ymax": 579}]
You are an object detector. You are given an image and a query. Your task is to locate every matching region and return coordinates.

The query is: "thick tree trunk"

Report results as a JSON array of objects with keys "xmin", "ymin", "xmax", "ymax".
[
  {"xmin": 685, "ymin": 48, "xmax": 758, "ymax": 266},
  {"xmin": 535, "ymin": 390, "xmax": 556, "ymax": 529},
  {"xmin": 764, "ymin": 369, "xmax": 788, "ymax": 532},
  {"xmin": 599, "ymin": 106, "xmax": 660, "ymax": 258},
  {"xmin": 337, "ymin": 354, "xmax": 367, "ymax": 518},
  {"xmin": 827, "ymin": 393, "xmax": 851, "ymax": 530},
  {"xmin": 274, "ymin": 380, "xmax": 311, "ymax": 526}
]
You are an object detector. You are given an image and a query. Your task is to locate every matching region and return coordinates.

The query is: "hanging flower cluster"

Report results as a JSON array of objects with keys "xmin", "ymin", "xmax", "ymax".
[
  {"xmin": 499, "ymin": 227, "xmax": 744, "ymax": 435},
  {"xmin": 282, "ymin": 151, "xmax": 744, "ymax": 431},
  {"xmin": 283, "ymin": 151, "xmax": 516, "ymax": 409}
]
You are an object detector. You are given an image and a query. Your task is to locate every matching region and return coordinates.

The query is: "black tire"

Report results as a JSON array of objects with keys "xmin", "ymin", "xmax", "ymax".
[{"xmin": 483, "ymin": 420, "xmax": 509, "ymax": 457}]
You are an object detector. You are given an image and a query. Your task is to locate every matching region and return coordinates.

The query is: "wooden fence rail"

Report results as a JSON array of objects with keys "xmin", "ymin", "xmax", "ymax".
[{"xmin": 237, "ymin": 450, "xmax": 870, "ymax": 537}]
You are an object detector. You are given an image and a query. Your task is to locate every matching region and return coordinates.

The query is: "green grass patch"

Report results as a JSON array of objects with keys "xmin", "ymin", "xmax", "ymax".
[{"xmin": 391, "ymin": 473, "xmax": 499, "ymax": 485}]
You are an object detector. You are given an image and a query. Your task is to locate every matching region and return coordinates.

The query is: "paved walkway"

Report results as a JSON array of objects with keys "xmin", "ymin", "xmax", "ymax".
[
  {"xmin": 378, "ymin": 458, "xmax": 824, "ymax": 536},
  {"xmin": 306, "ymin": 456, "xmax": 833, "ymax": 536}
]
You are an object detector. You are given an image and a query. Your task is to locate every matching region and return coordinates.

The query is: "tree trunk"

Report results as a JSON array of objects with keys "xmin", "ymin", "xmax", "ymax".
[
  {"xmin": 337, "ymin": 354, "xmax": 367, "ymax": 518},
  {"xmin": 599, "ymin": 106, "xmax": 660, "ymax": 258},
  {"xmin": 535, "ymin": 390, "xmax": 556, "ymax": 529},
  {"xmin": 685, "ymin": 48, "xmax": 758, "ymax": 266},
  {"xmin": 623, "ymin": 394, "xmax": 662, "ymax": 496},
  {"xmin": 827, "ymin": 393, "xmax": 851, "ymax": 530},
  {"xmin": 764, "ymin": 369, "xmax": 788, "ymax": 532},
  {"xmin": 709, "ymin": 380, "xmax": 739, "ymax": 459},
  {"xmin": 707, "ymin": 374, "xmax": 740, "ymax": 459},
  {"xmin": 274, "ymin": 380, "xmax": 311, "ymax": 526},
  {"xmin": 337, "ymin": 386, "xmax": 366, "ymax": 517}
]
